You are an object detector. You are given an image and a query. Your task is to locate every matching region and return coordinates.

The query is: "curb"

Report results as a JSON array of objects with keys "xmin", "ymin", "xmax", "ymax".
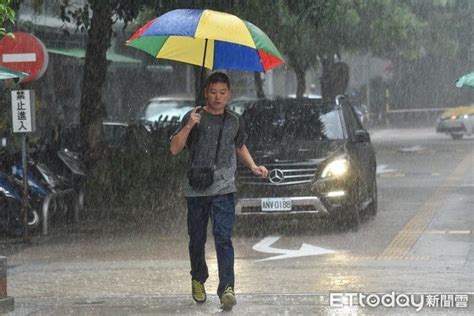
[{"xmin": 0, "ymin": 256, "xmax": 14, "ymax": 313}]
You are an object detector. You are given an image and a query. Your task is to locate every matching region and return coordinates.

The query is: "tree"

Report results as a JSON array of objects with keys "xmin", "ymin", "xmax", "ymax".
[
  {"xmin": 283, "ymin": 0, "xmax": 339, "ymax": 98},
  {"xmin": 391, "ymin": 0, "xmax": 473, "ymax": 109},
  {"xmin": 0, "ymin": 0, "xmax": 17, "ymax": 131},
  {"xmin": 59, "ymin": 0, "xmax": 153, "ymax": 169},
  {"xmin": 61, "ymin": 1, "xmax": 247, "ymax": 169},
  {"xmin": 231, "ymin": 1, "xmax": 280, "ymax": 98},
  {"xmin": 236, "ymin": 0, "xmax": 337, "ymax": 98},
  {"xmin": 309, "ymin": 0, "xmax": 422, "ymax": 103},
  {"xmin": 0, "ymin": 0, "xmax": 16, "ymax": 38},
  {"xmin": 402, "ymin": 0, "xmax": 472, "ymax": 62}
]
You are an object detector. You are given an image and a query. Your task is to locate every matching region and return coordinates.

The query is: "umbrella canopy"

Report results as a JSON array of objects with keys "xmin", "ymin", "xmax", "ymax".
[
  {"xmin": 0, "ymin": 65, "xmax": 28, "ymax": 81},
  {"xmin": 455, "ymin": 72, "xmax": 474, "ymax": 88},
  {"xmin": 126, "ymin": 9, "xmax": 284, "ymax": 72}
]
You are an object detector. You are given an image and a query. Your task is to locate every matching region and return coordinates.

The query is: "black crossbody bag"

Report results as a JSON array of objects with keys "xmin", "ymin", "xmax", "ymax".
[{"xmin": 187, "ymin": 110, "xmax": 227, "ymax": 190}]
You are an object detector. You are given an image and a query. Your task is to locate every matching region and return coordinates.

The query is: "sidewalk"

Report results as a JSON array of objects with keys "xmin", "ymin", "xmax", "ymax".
[
  {"xmin": 4, "ymin": 226, "xmax": 473, "ymax": 315},
  {"xmin": 14, "ymin": 293, "xmax": 474, "ymax": 315}
]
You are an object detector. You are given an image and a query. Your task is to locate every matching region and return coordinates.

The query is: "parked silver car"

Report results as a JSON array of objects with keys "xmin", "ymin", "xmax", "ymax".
[{"xmin": 136, "ymin": 95, "xmax": 195, "ymax": 130}]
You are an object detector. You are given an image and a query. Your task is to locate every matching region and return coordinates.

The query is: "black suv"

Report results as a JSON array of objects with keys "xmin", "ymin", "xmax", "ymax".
[{"xmin": 236, "ymin": 97, "xmax": 377, "ymax": 231}]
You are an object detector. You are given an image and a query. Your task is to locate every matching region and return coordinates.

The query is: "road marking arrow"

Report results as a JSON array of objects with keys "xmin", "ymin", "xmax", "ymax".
[
  {"xmin": 252, "ymin": 236, "xmax": 335, "ymax": 261},
  {"xmin": 377, "ymin": 164, "xmax": 397, "ymax": 175},
  {"xmin": 398, "ymin": 145, "xmax": 426, "ymax": 153}
]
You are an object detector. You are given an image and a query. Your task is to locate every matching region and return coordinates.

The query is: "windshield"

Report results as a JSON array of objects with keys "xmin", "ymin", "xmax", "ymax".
[
  {"xmin": 242, "ymin": 99, "xmax": 344, "ymax": 145},
  {"xmin": 139, "ymin": 100, "xmax": 194, "ymax": 122}
]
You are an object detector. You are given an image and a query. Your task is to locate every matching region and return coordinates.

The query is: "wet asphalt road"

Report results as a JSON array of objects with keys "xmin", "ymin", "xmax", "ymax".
[{"xmin": 1, "ymin": 128, "xmax": 473, "ymax": 315}]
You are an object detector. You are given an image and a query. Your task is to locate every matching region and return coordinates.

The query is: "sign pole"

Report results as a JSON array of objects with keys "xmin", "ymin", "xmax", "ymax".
[
  {"xmin": 11, "ymin": 89, "xmax": 35, "ymax": 242},
  {"xmin": 21, "ymin": 134, "xmax": 29, "ymax": 241}
]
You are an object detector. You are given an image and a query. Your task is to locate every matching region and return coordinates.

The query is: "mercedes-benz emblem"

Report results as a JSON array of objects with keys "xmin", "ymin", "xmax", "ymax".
[{"xmin": 269, "ymin": 169, "xmax": 285, "ymax": 184}]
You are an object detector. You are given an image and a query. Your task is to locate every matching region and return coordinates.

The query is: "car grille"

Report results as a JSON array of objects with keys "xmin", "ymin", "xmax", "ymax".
[{"xmin": 238, "ymin": 161, "xmax": 318, "ymax": 186}]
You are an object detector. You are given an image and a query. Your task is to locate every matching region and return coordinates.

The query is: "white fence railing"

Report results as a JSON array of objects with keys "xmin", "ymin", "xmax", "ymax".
[{"xmin": 42, "ymin": 188, "xmax": 84, "ymax": 235}]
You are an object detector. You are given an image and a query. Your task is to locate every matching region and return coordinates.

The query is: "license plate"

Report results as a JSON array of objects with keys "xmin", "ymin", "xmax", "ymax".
[{"xmin": 261, "ymin": 198, "xmax": 292, "ymax": 212}]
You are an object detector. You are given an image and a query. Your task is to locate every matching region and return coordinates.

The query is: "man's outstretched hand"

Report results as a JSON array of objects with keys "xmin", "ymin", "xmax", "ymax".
[{"xmin": 251, "ymin": 165, "xmax": 268, "ymax": 178}]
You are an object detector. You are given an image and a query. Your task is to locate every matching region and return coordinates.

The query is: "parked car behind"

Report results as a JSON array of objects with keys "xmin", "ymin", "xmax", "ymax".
[
  {"xmin": 436, "ymin": 105, "xmax": 474, "ymax": 140},
  {"xmin": 136, "ymin": 94, "xmax": 194, "ymax": 130},
  {"xmin": 236, "ymin": 97, "xmax": 377, "ymax": 232},
  {"xmin": 61, "ymin": 121, "xmax": 129, "ymax": 152}
]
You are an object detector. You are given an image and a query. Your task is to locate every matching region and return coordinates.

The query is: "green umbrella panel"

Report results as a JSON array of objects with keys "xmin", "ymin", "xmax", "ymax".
[
  {"xmin": 455, "ymin": 72, "xmax": 474, "ymax": 88},
  {"xmin": 0, "ymin": 65, "xmax": 28, "ymax": 81}
]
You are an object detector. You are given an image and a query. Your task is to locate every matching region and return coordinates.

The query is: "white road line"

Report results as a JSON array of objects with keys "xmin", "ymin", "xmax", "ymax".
[
  {"xmin": 447, "ymin": 230, "xmax": 471, "ymax": 234},
  {"xmin": 426, "ymin": 230, "xmax": 471, "ymax": 234}
]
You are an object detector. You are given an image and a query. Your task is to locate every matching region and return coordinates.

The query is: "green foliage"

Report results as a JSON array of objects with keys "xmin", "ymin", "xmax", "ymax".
[
  {"xmin": 233, "ymin": 1, "xmax": 338, "ymax": 96},
  {"xmin": 348, "ymin": 0, "xmax": 423, "ymax": 59},
  {"xmin": 230, "ymin": 1, "xmax": 422, "ymax": 96},
  {"xmin": 306, "ymin": 0, "xmax": 423, "ymax": 60},
  {"xmin": 59, "ymin": 1, "xmax": 90, "ymax": 33},
  {"xmin": 56, "ymin": 0, "xmax": 156, "ymax": 169},
  {"xmin": 403, "ymin": 0, "xmax": 473, "ymax": 61},
  {"xmin": 85, "ymin": 127, "xmax": 187, "ymax": 220},
  {"xmin": 58, "ymin": 0, "xmax": 156, "ymax": 34},
  {"xmin": 236, "ymin": 1, "xmax": 334, "ymax": 71},
  {"xmin": 0, "ymin": 0, "xmax": 16, "ymax": 38}
]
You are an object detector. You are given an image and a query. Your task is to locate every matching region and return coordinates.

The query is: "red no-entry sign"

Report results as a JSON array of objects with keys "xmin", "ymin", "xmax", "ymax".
[{"xmin": 0, "ymin": 32, "xmax": 49, "ymax": 82}]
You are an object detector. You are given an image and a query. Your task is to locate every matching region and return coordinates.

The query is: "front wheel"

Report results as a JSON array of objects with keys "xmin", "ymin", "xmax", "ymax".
[
  {"xmin": 1, "ymin": 199, "xmax": 40, "ymax": 236},
  {"xmin": 28, "ymin": 210, "xmax": 40, "ymax": 227},
  {"xmin": 346, "ymin": 208, "xmax": 361, "ymax": 232},
  {"xmin": 331, "ymin": 208, "xmax": 360, "ymax": 232}
]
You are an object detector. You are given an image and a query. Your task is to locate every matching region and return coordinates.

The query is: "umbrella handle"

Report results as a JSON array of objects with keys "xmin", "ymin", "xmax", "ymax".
[
  {"xmin": 201, "ymin": 38, "xmax": 208, "ymax": 70},
  {"xmin": 197, "ymin": 39, "xmax": 209, "ymax": 105}
]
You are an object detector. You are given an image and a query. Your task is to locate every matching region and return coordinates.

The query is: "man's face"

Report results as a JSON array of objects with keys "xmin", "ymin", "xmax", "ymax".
[{"xmin": 205, "ymin": 82, "xmax": 231, "ymax": 112}]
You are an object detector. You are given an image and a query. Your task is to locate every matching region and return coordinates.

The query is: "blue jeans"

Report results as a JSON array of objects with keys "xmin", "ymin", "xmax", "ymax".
[{"xmin": 186, "ymin": 193, "xmax": 235, "ymax": 298}]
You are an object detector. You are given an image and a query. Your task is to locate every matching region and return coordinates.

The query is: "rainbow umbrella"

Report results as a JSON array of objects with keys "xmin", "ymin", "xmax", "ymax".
[{"xmin": 125, "ymin": 9, "xmax": 284, "ymax": 73}]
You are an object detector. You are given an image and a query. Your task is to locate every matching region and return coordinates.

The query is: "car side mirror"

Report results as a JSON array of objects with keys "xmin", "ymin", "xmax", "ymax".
[{"xmin": 353, "ymin": 130, "xmax": 370, "ymax": 143}]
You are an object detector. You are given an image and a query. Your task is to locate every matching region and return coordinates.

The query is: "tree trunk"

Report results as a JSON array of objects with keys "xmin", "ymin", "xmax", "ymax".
[
  {"xmin": 79, "ymin": 2, "xmax": 113, "ymax": 169},
  {"xmin": 320, "ymin": 54, "xmax": 334, "ymax": 104},
  {"xmin": 253, "ymin": 72, "xmax": 265, "ymax": 98},
  {"xmin": 295, "ymin": 65, "xmax": 306, "ymax": 98}
]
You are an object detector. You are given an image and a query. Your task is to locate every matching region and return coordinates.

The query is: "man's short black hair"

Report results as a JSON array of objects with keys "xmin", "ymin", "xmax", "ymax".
[{"xmin": 205, "ymin": 72, "xmax": 231, "ymax": 89}]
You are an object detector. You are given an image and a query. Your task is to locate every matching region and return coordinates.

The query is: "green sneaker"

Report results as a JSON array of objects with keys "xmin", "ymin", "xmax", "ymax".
[
  {"xmin": 192, "ymin": 280, "xmax": 206, "ymax": 303},
  {"xmin": 220, "ymin": 286, "xmax": 237, "ymax": 311}
]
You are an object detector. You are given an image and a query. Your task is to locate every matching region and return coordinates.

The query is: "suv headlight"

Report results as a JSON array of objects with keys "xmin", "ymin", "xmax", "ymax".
[{"xmin": 321, "ymin": 158, "xmax": 349, "ymax": 178}]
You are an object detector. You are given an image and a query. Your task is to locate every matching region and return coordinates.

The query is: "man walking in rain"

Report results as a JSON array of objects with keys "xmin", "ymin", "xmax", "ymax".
[{"xmin": 170, "ymin": 72, "xmax": 268, "ymax": 311}]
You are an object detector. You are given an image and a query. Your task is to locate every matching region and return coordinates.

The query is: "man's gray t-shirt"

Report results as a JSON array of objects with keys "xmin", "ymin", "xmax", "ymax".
[{"xmin": 172, "ymin": 107, "xmax": 247, "ymax": 197}]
